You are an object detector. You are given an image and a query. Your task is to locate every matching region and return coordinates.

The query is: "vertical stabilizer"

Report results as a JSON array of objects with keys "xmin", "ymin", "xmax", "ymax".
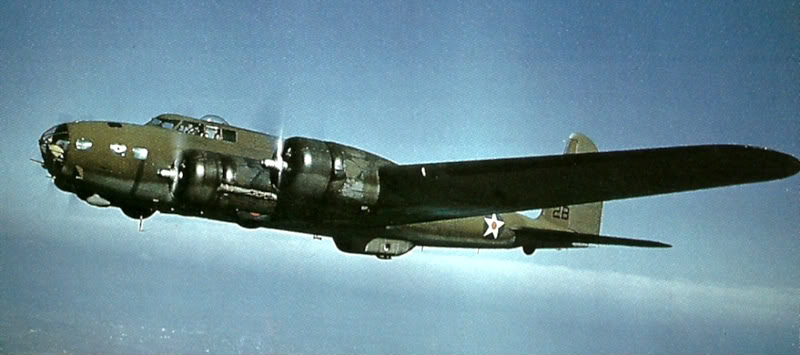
[{"xmin": 538, "ymin": 133, "xmax": 603, "ymax": 235}]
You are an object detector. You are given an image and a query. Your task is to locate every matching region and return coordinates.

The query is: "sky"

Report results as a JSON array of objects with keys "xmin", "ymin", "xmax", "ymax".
[{"xmin": 1, "ymin": 0, "xmax": 799, "ymax": 353}]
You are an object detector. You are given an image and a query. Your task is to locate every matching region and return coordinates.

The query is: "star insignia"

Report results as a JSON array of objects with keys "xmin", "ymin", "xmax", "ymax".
[{"xmin": 483, "ymin": 213, "xmax": 505, "ymax": 239}]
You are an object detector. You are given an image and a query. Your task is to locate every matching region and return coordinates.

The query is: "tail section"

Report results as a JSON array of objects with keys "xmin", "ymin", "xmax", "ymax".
[
  {"xmin": 538, "ymin": 133, "xmax": 602, "ymax": 235},
  {"xmin": 563, "ymin": 132, "xmax": 598, "ymax": 155},
  {"xmin": 518, "ymin": 133, "xmax": 670, "ymax": 254}
]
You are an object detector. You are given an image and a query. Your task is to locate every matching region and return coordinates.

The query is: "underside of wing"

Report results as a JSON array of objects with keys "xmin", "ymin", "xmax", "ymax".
[{"xmin": 374, "ymin": 144, "xmax": 799, "ymax": 225}]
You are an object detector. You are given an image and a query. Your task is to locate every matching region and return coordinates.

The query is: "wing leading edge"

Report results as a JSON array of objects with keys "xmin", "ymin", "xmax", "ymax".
[{"xmin": 375, "ymin": 144, "xmax": 800, "ymax": 225}]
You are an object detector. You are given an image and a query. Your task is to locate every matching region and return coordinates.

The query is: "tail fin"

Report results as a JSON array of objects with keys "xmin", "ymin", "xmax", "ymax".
[{"xmin": 538, "ymin": 133, "xmax": 603, "ymax": 235}]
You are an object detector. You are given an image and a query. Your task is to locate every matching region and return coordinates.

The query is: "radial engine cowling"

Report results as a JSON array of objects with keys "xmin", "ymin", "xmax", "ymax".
[
  {"xmin": 278, "ymin": 137, "xmax": 394, "ymax": 209},
  {"xmin": 279, "ymin": 138, "xmax": 333, "ymax": 202},
  {"xmin": 176, "ymin": 150, "xmax": 278, "ymax": 214}
]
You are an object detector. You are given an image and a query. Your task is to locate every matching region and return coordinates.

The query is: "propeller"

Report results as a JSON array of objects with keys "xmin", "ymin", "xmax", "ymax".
[
  {"xmin": 253, "ymin": 79, "xmax": 331, "ymax": 192},
  {"xmin": 253, "ymin": 86, "xmax": 294, "ymax": 191},
  {"xmin": 260, "ymin": 113, "xmax": 289, "ymax": 191},
  {"xmin": 274, "ymin": 125, "xmax": 286, "ymax": 187}
]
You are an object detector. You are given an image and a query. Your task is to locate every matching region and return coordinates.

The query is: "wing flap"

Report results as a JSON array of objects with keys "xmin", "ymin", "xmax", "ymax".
[{"xmin": 374, "ymin": 145, "xmax": 799, "ymax": 225}]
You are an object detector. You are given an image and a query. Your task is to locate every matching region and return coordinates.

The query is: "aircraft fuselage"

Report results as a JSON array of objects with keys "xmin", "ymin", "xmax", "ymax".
[{"xmin": 39, "ymin": 113, "xmax": 799, "ymax": 259}]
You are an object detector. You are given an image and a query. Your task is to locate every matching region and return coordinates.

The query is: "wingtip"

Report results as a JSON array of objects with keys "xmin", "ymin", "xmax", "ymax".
[
  {"xmin": 752, "ymin": 146, "xmax": 800, "ymax": 180},
  {"xmin": 724, "ymin": 145, "xmax": 800, "ymax": 182},
  {"xmin": 787, "ymin": 153, "xmax": 800, "ymax": 178}
]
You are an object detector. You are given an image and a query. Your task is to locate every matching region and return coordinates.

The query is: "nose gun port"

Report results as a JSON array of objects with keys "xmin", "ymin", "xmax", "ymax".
[{"xmin": 39, "ymin": 124, "xmax": 70, "ymax": 174}]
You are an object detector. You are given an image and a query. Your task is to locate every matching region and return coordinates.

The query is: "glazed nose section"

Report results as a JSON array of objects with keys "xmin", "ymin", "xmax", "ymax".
[{"xmin": 39, "ymin": 123, "xmax": 70, "ymax": 174}]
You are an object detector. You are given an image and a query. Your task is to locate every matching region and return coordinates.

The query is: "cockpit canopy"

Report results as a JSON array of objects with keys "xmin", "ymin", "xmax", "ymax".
[
  {"xmin": 145, "ymin": 114, "xmax": 236, "ymax": 142},
  {"xmin": 146, "ymin": 113, "xmax": 230, "ymax": 128}
]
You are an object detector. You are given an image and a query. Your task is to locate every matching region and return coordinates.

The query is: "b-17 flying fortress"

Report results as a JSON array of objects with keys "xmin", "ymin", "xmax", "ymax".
[{"xmin": 38, "ymin": 113, "xmax": 800, "ymax": 259}]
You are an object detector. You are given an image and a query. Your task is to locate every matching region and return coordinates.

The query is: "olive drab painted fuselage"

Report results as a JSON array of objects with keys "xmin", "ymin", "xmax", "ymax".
[
  {"xmin": 41, "ymin": 114, "xmax": 392, "ymax": 228},
  {"xmin": 38, "ymin": 113, "xmax": 800, "ymax": 259}
]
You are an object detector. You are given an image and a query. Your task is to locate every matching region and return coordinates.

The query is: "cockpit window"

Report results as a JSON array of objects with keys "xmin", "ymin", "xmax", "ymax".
[
  {"xmin": 176, "ymin": 121, "xmax": 203, "ymax": 136},
  {"xmin": 173, "ymin": 121, "xmax": 235, "ymax": 143},
  {"xmin": 221, "ymin": 129, "xmax": 236, "ymax": 143},
  {"xmin": 147, "ymin": 116, "xmax": 236, "ymax": 142},
  {"xmin": 145, "ymin": 117, "xmax": 179, "ymax": 130},
  {"xmin": 204, "ymin": 125, "xmax": 220, "ymax": 140},
  {"xmin": 145, "ymin": 117, "xmax": 162, "ymax": 126}
]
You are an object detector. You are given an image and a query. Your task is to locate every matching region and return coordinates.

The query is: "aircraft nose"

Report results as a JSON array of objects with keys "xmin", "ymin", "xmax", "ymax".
[{"xmin": 39, "ymin": 123, "xmax": 70, "ymax": 174}]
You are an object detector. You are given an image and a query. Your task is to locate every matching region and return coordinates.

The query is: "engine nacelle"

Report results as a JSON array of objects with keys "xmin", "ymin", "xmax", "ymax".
[
  {"xmin": 333, "ymin": 237, "xmax": 415, "ymax": 259},
  {"xmin": 176, "ymin": 150, "xmax": 278, "ymax": 215},
  {"xmin": 279, "ymin": 137, "xmax": 393, "ymax": 210},
  {"xmin": 280, "ymin": 138, "xmax": 333, "ymax": 202}
]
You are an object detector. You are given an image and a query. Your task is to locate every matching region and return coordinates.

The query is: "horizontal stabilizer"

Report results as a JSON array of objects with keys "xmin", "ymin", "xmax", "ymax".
[{"xmin": 513, "ymin": 227, "xmax": 671, "ymax": 249}]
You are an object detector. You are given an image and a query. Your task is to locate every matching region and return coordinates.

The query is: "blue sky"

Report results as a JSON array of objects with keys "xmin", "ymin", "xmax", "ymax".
[{"xmin": 1, "ymin": 1, "xmax": 798, "ymax": 353}]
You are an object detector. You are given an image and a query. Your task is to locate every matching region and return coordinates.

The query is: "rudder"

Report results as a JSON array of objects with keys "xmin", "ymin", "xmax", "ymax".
[{"xmin": 538, "ymin": 133, "xmax": 603, "ymax": 235}]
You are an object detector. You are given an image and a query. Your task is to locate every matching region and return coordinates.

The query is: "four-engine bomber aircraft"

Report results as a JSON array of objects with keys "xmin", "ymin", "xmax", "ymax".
[{"xmin": 37, "ymin": 113, "xmax": 800, "ymax": 259}]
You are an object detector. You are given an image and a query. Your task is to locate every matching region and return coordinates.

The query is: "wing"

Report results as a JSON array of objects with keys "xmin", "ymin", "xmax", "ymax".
[{"xmin": 373, "ymin": 145, "xmax": 799, "ymax": 225}]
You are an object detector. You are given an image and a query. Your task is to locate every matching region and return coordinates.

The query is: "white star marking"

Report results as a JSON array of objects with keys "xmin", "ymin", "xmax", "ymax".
[{"xmin": 483, "ymin": 213, "xmax": 505, "ymax": 239}]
